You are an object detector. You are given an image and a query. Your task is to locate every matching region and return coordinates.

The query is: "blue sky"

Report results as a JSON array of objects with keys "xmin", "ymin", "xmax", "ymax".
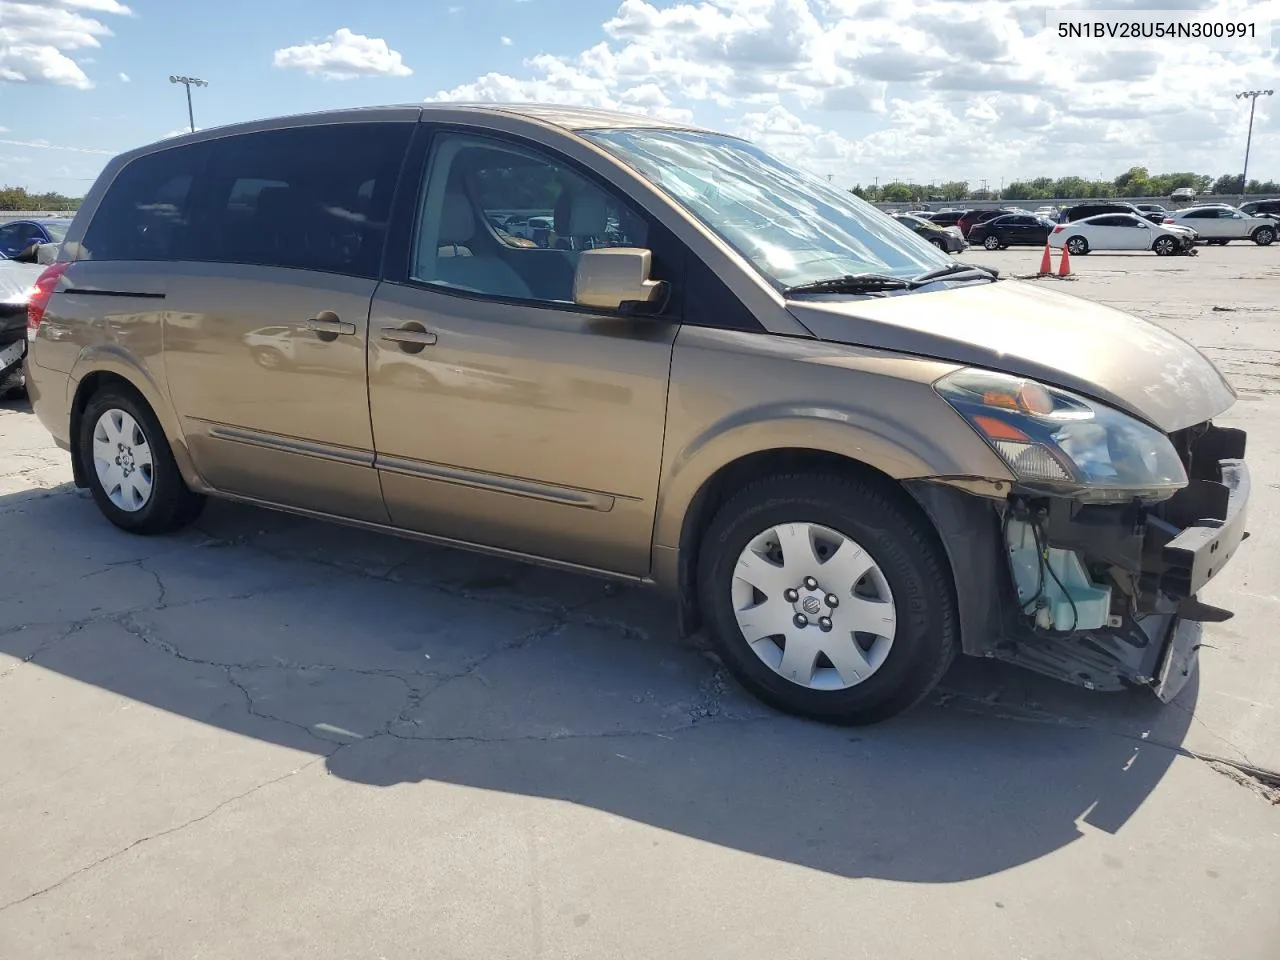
[{"xmin": 2, "ymin": 0, "xmax": 1277, "ymax": 196}]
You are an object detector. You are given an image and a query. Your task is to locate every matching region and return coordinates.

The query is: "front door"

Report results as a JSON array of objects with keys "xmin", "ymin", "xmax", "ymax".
[
  {"xmin": 156, "ymin": 120, "xmax": 414, "ymax": 520},
  {"xmin": 367, "ymin": 129, "xmax": 678, "ymax": 576}
]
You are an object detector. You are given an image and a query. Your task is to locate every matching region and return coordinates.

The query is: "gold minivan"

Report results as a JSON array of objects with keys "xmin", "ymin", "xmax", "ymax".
[{"xmin": 25, "ymin": 104, "xmax": 1250, "ymax": 724}]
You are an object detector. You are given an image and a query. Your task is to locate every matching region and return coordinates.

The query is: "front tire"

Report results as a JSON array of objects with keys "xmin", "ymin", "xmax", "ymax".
[
  {"xmin": 77, "ymin": 386, "xmax": 205, "ymax": 535},
  {"xmin": 697, "ymin": 473, "xmax": 958, "ymax": 725},
  {"xmin": 1253, "ymin": 226, "xmax": 1275, "ymax": 246},
  {"xmin": 1153, "ymin": 236, "xmax": 1178, "ymax": 256}
]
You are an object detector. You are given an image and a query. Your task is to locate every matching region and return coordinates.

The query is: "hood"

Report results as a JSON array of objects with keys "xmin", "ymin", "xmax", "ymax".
[{"xmin": 787, "ymin": 278, "xmax": 1236, "ymax": 433}]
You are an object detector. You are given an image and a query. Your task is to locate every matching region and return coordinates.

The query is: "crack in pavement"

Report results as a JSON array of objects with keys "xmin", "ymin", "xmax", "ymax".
[
  {"xmin": 936, "ymin": 688, "xmax": 1280, "ymax": 805},
  {"xmin": 0, "ymin": 755, "xmax": 331, "ymax": 917}
]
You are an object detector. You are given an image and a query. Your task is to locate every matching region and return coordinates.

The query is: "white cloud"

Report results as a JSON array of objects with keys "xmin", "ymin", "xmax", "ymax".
[
  {"xmin": 272, "ymin": 27, "xmax": 412, "ymax": 80},
  {"xmin": 0, "ymin": 0, "xmax": 131, "ymax": 89},
  {"xmin": 502, "ymin": 36, "xmax": 514, "ymax": 46},
  {"xmin": 428, "ymin": 0, "xmax": 1280, "ymax": 184},
  {"xmin": 0, "ymin": 136, "xmax": 115, "ymax": 155},
  {"xmin": 117, "ymin": 70, "xmax": 128, "ymax": 82}
]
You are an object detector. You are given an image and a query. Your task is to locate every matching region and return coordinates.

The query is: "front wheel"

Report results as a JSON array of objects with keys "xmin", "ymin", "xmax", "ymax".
[
  {"xmin": 77, "ymin": 387, "xmax": 205, "ymax": 535},
  {"xmin": 1153, "ymin": 236, "xmax": 1178, "ymax": 256},
  {"xmin": 1253, "ymin": 226, "xmax": 1275, "ymax": 246},
  {"xmin": 697, "ymin": 473, "xmax": 958, "ymax": 725}
]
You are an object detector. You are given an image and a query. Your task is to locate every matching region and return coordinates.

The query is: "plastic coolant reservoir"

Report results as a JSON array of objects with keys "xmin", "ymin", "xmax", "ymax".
[{"xmin": 1005, "ymin": 518, "xmax": 1112, "ymax": 631}]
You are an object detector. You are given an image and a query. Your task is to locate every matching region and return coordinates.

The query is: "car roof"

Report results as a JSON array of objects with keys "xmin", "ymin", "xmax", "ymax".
[{"xmin": 151, "ymin": 102, "xmax": 711, "ymax": 146}]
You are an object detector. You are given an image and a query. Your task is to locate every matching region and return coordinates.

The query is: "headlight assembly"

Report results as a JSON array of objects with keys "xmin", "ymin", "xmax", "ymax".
[{"xmin": 935, "ymin": 368, "xmax": 1187, "ymax": 501}]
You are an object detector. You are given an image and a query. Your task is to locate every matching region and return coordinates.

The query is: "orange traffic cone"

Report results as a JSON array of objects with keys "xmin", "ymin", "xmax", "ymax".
[
  {"xmin": 1038, "ymin": 243, "xmax": 1053, "ymax": 275},
  {"xmin": 1057, "ymin": 244, "xmax": 1072, "ymax": 277}
]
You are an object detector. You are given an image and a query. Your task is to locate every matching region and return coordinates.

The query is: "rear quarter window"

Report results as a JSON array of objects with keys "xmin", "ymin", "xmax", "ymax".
[{"xmin": 80, "ymin": 143, "xmax": 209, "ymax": 261}]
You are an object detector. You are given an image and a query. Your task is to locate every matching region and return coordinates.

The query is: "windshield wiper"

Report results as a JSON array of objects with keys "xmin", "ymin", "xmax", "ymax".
[
  {"xmin": 910, "ymin": 262, "xmax": 999, "ymax": 286},
  {"xmin": 783, "ymin": 274, "xmax": 912, "ymax": 296}
]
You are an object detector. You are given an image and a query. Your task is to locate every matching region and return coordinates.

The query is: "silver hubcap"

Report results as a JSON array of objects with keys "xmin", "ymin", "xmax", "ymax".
[
  {"xmin": 92, "ymin": 409, "xmax": 154, "ymax": 512},
  {"xmin": 731, "ymin": 522, "xmax": 897, "ymax": 691},
  {"xmin": 985, "ymin": 236, "xmax": 999, "ymax": 248}
]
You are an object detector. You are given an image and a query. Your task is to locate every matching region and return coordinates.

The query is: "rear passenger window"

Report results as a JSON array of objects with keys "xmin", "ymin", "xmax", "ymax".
[
  {"xmin": 80, "ymin": 122, "xmax": 411, "ymax": 279},
  {"xmin": 189, "ymin": 123, "xmax": 412, "ymax": 278},
  {"xmin": 79, "ymin": 144, "xmax": 208, "ymax": 261}
]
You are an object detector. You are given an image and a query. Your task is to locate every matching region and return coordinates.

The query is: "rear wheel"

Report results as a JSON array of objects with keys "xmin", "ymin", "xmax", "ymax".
[
  {"xmin": 77, "ymin": 386, "xmax": 205, "ymax": 535},
  {"xmin": 1253, "ymin": 226, "xmax": 1275, "ymax": 246},
  {"xmin": 982, "ymin": 235, "xmax": 1000, "ymax": 250},
  {"xmin": 1066, "ymin": 236, "xmax": 1089, "ymax": 255},
  {"xmin": 1153, "ymin": 236, "xmax": 1178, "ymax": 256},
  {"xmin": 697, "ymin": 473, "xmax": 958, "ymax": 725}
]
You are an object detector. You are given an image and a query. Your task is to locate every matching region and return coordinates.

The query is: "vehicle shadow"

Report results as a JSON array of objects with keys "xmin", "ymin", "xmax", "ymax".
[{"xmin": 0, "ymin": 398, "xmax": 1198, "ymax": 884}]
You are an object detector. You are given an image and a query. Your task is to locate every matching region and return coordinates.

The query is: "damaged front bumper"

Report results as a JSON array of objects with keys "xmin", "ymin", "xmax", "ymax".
[{"xmin": 908, "ymin": 422, "xmax": 1249, "ymax": 702}]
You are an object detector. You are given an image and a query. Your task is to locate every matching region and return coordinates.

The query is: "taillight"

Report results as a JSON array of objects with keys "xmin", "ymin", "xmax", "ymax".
[
  {"xmin": 27, "ymin": 261, "xmax": 69, "ymax": 340},
  {"xmin": 1051, "ymin": 225, "xmax": 1065, "ymax": 233},
  {"xmin": 1163, "ymin": 217, "xmax": 1174, "ymax": 224}
]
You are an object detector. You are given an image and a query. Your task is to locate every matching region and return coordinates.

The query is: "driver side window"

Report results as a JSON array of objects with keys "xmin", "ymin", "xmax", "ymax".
[{"xmin": 411, "ymin": 133, "xmax": 648, "ymax": 305}]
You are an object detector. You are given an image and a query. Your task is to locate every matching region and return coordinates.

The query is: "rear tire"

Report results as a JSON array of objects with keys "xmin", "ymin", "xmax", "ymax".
[
  {"xmin": 77, "ymin": 386, "xmax": 205, "ymax": 535},
  {"xmin": 1066, "ymin": 236, "xmax": 1089, "ymax": 255},
  {"xmin": 696, "ymin": 473, "xmax": 958, "ymax": 725},
  {"xmin": 983, "ymin": 235, "xmax": 1000, "ymax": 250}
]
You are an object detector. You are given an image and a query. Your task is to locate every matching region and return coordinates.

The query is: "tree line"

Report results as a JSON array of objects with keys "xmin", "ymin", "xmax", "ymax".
[
  {"xmin": 851, "ymin": 168, "xmax": 1280, "ymax": 204},
  {"xmin": 0, "ymin": 185, "xmax": 82, "ymax": 212}
]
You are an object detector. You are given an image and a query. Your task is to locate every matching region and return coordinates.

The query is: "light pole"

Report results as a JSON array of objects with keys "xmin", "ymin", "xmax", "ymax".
[
  {"xmin": 169, "ymin": 75, "xmax": 208, "ymax": 133},
  {"xmin": 1235, "ymin": 89, "xmax": 1273, "ymax": 200}
]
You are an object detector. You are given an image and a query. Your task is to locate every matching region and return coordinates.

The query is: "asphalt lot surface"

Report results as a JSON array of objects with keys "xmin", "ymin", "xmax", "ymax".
[{"xmin": 3, "ymin": 245, "xmax": 1279, "ymax": 959}]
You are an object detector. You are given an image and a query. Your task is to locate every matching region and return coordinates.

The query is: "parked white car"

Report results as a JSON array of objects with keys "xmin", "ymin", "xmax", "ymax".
[
  {"xmin": 1166, "ymin": 206, "xmax": 1277, "ymax": 246},
  {"xmin": 1048, "ymin": 213, "xmax": 1197, "ymax": 256}
]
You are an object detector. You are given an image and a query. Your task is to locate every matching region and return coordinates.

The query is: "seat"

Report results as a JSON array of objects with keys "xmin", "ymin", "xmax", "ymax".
[
  {"xmin": 553, "ymin": 188, "xmax": 610, "ymax": 251},
  {"xmin": 433, "ymin": 193, "xmax": 531, "ymax": 299}
]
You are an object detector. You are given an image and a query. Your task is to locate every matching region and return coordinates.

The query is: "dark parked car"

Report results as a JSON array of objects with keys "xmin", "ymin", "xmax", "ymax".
[
  {"xmin": 956, "ymin": 208, "xmax": 1016, "ymax": 237},
  {"xmin": 1132, "ymin": 203, "xmax": 1171, "ymax": 224},
  {"xmin": 0, "ymin": 218, "xmax": 72, "ymax": 258},
  {"xmin": 1058, "ymin": 202, "xmax": 1151, "ymax": 225},
  {"xmin": 1240, "ymin": 199, "xmax": 1280, "ymax": 221},
  {"xmin": 919, "ymin": 210, "xmax": 965, "ymax": 229},
  {"xmin": 966, "ymin": 214, "xmax": 1057, "ymax": 250},
  {"xmin": 891, "ymin": 213, "xmax": 966, "ymax": 253}
]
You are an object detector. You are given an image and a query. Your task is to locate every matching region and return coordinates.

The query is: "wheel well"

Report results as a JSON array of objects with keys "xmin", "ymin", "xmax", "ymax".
[
  {"xmin": 68, "ymin": 371, "xmax": 146, "ymax": 488},
  {"xmin": 673, "ymin": 448, "xmax": 939, "ymax": 637}
]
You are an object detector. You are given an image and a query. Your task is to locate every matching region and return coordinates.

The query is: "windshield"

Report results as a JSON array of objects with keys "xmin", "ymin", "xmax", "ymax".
[
  {"xmin": 582, "ymin": 129, "xmax": 950, "ymax": 290},
  {"xmin": 42, "ymin": 222, "xmax": 69, "ymax": 242}
]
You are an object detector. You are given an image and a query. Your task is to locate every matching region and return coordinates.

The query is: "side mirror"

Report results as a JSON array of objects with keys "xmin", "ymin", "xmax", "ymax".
[{"xmin": 573, "ymin": 247, "xmax": 667, "ymax": 313}]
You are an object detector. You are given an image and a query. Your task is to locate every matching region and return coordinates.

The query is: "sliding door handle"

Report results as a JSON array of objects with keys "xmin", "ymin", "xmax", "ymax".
[
  {"xmin": 380, "ymin": 326, "xmax": 438, "ymax": 346},
  {"xmin": 303, "ymin": 317, "xmax": 356, "ymax": 336}
]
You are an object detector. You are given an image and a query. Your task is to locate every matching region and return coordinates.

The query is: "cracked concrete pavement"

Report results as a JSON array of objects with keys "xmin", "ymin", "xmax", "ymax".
[{"xmin": 2, "ymin": 245, "xmax": 1279, "ymax": 959}]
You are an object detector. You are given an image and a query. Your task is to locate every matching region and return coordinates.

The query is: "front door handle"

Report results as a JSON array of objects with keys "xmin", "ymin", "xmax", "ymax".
[
  {"xmin": 380, "ymin": 326, "xmax": 438, "ymax": 347},
  {"xmin": 304, "ymin": 316, "xmax": 356, "ymax": 336}
]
